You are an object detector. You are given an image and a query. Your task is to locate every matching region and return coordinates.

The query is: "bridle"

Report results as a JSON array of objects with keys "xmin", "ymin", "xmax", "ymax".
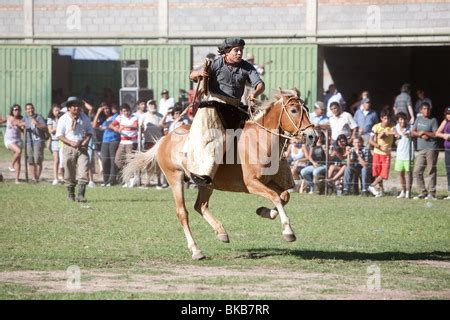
[{"xmin": 250, "ymin": 96, "xmax": 314, "ymax": 142}]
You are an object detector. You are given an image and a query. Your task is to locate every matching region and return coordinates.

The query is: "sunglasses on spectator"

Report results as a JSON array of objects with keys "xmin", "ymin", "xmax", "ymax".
[{"xmin": 13, "ymin": 109, "xmax": 19, "ymax": 111}]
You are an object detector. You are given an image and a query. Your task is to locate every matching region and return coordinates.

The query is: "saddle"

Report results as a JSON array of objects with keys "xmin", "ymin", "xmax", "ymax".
[{"xmin": 198, "ymin": 101, "xmax": 249, "ymax": 130}]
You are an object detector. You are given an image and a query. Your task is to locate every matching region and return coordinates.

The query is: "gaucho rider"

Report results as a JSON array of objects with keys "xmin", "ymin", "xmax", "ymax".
[{"xmin": 187, "ymin": 38, "xmax": 265, "ymax": 186}]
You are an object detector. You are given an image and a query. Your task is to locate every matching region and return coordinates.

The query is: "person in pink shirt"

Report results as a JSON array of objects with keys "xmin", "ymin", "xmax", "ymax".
[{"xmin": 109, "ymin": 104, "xmax": 138, "ymax": 184}]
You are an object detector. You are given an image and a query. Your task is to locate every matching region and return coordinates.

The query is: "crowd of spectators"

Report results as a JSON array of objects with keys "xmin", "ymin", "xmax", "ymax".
[
  {"xmin": 1, "ymin": 84, "xmax": 450, "ymax": 200},
  {"xmin": 286, "ymin": 83, "xmax": 450, "ymax": 200}
]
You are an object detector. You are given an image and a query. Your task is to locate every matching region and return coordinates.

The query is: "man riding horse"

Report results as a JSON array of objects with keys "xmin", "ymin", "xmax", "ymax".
[{"xmin": 187, "ymin": 38, "xmax": 265, "ymax": 186}]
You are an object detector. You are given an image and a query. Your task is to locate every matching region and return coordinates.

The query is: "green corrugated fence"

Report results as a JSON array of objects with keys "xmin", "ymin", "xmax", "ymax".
[{"xmin": 0, "ymin": 46, "xmax": 52, "ymax": 117}]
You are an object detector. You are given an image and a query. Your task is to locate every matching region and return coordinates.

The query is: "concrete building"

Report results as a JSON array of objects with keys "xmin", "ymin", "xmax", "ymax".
[{"xmin": 0, "ymin": 0, "xmax": 449, "ymax": 118}]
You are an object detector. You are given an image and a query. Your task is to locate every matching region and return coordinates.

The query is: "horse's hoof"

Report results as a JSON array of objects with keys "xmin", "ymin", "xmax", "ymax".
[
  {"xmin": 256, "ymin": 207, "xmax": 277, "ymax": 219},
  {"xmin": 217, "ymin": 234, "xmax": 230, "ymax": 243},
  {"xmin": 283, "ymin": 233, "xmax": 296, "ymax": 242},
  {"xmin": 192, "ymin": 251, "xmax": 206, "ymax": 260}
]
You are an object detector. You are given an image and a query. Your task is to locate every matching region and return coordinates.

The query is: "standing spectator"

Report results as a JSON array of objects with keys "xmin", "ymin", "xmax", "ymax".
[
  {"xmin": 300, "ymin": 132, "xmax": 327, "ymax": 194},
  {"xmin": 56, "ymin": 97, "xmax": 93, "ymax": 202},
  {"xmin": 109, "ymin": 104, "xmax": 139, "ymax": 187},
  {"xmin": 309, "ymin": 101, "xmax": 329, "ymax": 131},
  {"xmin": 47, "ymin": 103, "xmax": 63, "ymax": 185},
  {"xmin": 414, "ymin": 89, "xmax": 433, "ymax": 117},
  {"xmin": 241, "ymin": 53, "xmax": 266, "ymax": 104},
  {"xmin": 93, "ymin": 103, "xmax": 120, "ymax": 187},
  {"xmin": 435, "ymin": 106, "xmax": 450, "ymax": 200},
  {"xmin": 350, "ymin": 90, "xmax": 370, "ymax": 114},
  {"xmin": 4, "ymin": 104, "xmax": 25, "ymax": 184},
  {"xmin": 159, "ymin": 89, "xmax": 175, "ymax": 118},
  {"xmin": 325, "ymin": 84, "xmax": 346, "ymax": 117},
  {"xmin": 161, "ymin": 105, "xmax": 189, "ymax": 133},
  {"xmin": 353, "ymin": 98, "xmax": 378, "ymax": 145},
  {"xmin": 133, "ymin": 99, "xmax": 147, "ymax": 151},
  {"xmin": 393, "ymin": 112, "xmax": 414, "ymax": 199},
  {"xmin": 368, "ymin": 110, "xmax": 395, "ymax": 197},
  {"xmin": 23, "ymin": 103, "xmax": 47, "ymax": 183},
  {"xmin": 141, "ymin": 100, "xmax": 164, "ymax": 150},
  {"xmin": 140, "ymin": 99, "xmax": 165, "ymax": 188},
  {"xmin": 412, "ymin": 102, "xmax": 439, "ymax": 200},
  {"xmin": 343, "ymin": 136, "xmax": 371, "ymax": 195},
  {"xmin": 394, "ymin": 83, "xmax": 415, "ymax": 124},
  {"xmin": 285, "ymin": 140, "xmax": 308, "ymax": 188},
  {"xmin": 329, "ymin": 102, "xmax": 358, "ymax": 143}
]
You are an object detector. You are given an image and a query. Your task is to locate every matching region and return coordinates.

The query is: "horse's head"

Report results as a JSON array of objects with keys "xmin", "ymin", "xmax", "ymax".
[{"xmin": 275, "ymin": 93, "xmax": 317, "ymax": 146}]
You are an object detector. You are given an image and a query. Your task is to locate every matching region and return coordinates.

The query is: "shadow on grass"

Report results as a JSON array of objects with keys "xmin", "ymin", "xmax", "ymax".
[
  {"xmin": 237, "ymin": 249, "xmax": 450, "ymax": 261},
  {"xmin": 88, "ymin": 198, "xmax": 172, "ymax": 203}
]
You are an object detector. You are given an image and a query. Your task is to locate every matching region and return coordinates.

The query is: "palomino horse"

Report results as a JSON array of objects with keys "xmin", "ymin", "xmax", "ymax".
[{"xmin": 123, "ymin": 92, "xmax": 316, "ymax": 260}]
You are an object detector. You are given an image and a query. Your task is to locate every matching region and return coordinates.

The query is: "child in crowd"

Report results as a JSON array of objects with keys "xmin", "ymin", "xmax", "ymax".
[
  {"xmin": 393, "ymin": 112, "xmax": 414, "ymax": 199},
  {"xmin": 368, "ymin": 110, "xmax": 395, "ymax": 197}
]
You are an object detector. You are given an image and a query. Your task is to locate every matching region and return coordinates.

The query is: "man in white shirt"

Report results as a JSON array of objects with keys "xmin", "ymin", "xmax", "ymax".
[
  {"xmin": 159, "ymin": 89, "xmax": 175, "ymax": 118},
  {"xmin": 141, "ymin": 100, "xmax": 163, "ymax": 149},
  {"xmin": 56, "ymin": 97, "xmax": 94, "ymax": 202},
  {"xmin": 329, "ymin": 102, "xmax": 358, "ymax": 143},
  {"xmin": 326, "ymin": 84, "xmax": 347, "ymax": 117}
]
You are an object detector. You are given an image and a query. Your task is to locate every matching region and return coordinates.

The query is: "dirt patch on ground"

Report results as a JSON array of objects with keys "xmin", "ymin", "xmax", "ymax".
[{"xmin": 1, "ymin": 262, "xmax": 448, "ymax": 299}]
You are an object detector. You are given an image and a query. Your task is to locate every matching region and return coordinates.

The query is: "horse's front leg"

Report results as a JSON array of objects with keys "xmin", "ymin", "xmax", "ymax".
[
  {"xmin": 256, "ymin": 189, "xmax": 290, "ymax": 220},
  {"xmin": 245, "ymin": 178, "xmax": 296, "ymax": 242}
]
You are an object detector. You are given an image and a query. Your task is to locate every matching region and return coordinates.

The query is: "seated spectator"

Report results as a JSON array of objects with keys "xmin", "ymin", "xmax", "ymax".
[
  {"xmin": 368, "ymin": 110, "xmax": 395, "ymax": 197},
  {"xmin": 329, "ymin": 102, "xmax": 358, "ymax": 143},
  {"xmin": 4, "ymin": 104, "xmax": 25, "ymax": 184},
  {"xmin": 300, "ymin": 132, "xmax": 327, "ymax": 194},
  {"xmin": 393, "ymin": 112, "xmax": 414, "ymax": 199},
  {"xmin": 285, "ymin": 140, "xmax": 308, "ymax": 191},
  {"xmin": 326, "ymin": 134, "xmax": 349, "ymax": 192},
  {"xmin": 343, "ymin": 136, "xmax": 372, "ymax": 196}
]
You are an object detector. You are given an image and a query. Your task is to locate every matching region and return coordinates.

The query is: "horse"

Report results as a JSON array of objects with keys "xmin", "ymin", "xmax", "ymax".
[{"xmin": 123, "ymin": 92, "xmax": 317, "ymax": 260}]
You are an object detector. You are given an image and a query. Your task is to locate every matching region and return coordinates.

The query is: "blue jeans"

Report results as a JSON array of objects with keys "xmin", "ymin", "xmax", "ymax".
[
  {"xmin": 343, "ymin": 166, "xmax": 370, "ymax": 193},
  {"xmin": 300, "ymin": 165, "xmax": 326, "ymax": 188}
]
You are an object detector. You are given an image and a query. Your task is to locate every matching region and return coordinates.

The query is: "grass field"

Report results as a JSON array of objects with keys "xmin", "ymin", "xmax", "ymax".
[{"xmin": 0, "ymin": 181, "xmax": 449, "ymax": 300}]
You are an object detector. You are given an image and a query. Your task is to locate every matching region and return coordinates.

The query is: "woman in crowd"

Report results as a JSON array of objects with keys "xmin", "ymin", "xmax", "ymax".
[
  {"xmin": 436, "ymin": 106, "xmax": 450, "ymax": 200},
  {"xmin": 300, "ymin": 131, "xmax": 327, "ymax": 194},
  {"xmin": 327, "ymin": 134, "xmax": 349, "ymax": 191},
  {"xmin": 47, "ymin": 103, "xmax": 63, "ymax": 185},
  {"xmin": 93, "ymin": 102, "xmax": 120, "ymax": 186},
  {"xmin": 4, "ymin": 104, "xmax": 25, "ymax": 184}
]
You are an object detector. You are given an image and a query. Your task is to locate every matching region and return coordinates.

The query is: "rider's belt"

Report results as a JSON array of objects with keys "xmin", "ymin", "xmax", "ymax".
[{"xmin": 207, "ymin": 93, "xmax": 240, "ymax": 107}]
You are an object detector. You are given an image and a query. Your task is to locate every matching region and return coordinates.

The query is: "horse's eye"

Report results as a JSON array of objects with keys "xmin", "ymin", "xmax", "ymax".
[{"xmin": 290, "ymin": 108, "xmax": 298, "ymax": 114}]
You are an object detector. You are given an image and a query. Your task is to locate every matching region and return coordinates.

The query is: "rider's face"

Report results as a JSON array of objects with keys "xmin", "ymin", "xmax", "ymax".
[{"xmin": 225, "ymin": 46, "xmax": 243, "ymax": 64}]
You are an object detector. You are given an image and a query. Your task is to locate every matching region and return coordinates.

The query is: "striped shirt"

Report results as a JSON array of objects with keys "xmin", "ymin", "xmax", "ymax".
[{"xmin": 112, "ymin": 114, "xmax": 138, "ymax": 145}]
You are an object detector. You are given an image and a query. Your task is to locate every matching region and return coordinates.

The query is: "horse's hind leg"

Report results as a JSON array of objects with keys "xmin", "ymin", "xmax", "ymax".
[
  {"xmin": 166, "ymin": 170, "xmax": 205, "ymax": 260},
  {"xmin": 246, "ymin": 179, "xmax": 296, "ymax": 242},
  {"xmin": 194, "ymin": 187, "xmax": 229, "ymax": 243}
]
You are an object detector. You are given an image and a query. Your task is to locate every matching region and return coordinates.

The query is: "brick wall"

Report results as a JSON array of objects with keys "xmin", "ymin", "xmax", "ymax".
[{"xmin": 0, "ymin": 1, "xmax": 23, "ymax": 35}]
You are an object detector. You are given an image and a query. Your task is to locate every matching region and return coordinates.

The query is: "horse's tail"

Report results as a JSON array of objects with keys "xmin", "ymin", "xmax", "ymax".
[{"xmin": 122, "ymin": 137, "xmax": 164, "ymax": 182}]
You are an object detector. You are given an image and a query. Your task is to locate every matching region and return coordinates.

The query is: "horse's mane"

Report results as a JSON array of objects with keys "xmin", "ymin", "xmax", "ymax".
[{"xmin": 251, "ymin": 89, "xmax": 300, "ymax": 121}]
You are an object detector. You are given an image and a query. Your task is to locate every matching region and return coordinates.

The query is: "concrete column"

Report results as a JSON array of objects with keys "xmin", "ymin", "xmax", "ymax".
[
  {"xmin": 24, "ymin": 0, "xmax": 34, "ymax": 39},
  {"xmin": 305, "ymin": 0, "xmax": 317, "ymax": 40},
  {"xmin": 158, "ymin": 0, "xmax": 168, "ymax": 40}
]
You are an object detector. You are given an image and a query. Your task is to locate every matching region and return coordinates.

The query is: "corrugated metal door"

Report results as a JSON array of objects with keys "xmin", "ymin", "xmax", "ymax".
[
  {"xmin": 0, "ymin": 46, "xmax": 52, "ymax": 117},
  {"xmin": 245, "ymin": 45, "xmax": 318, "ymax": 105},
  {"xmin": 122, "ymin": 46, "xmax": 191, "ymax": 105}
]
